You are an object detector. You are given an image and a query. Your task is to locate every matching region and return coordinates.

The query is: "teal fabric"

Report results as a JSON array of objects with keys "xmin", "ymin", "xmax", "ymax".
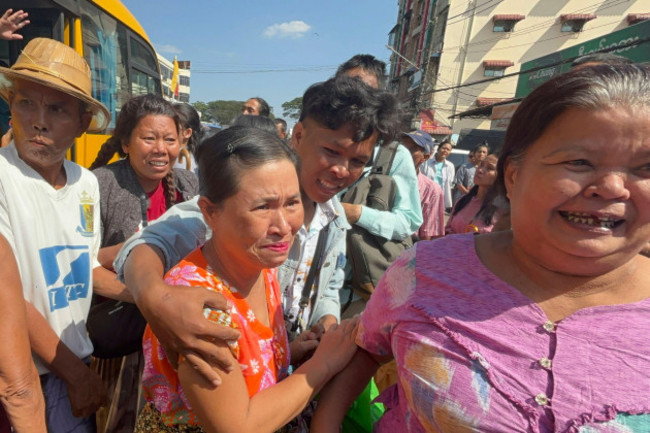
[{"xmin": 353, "ymin": 143, "xmax": 423, "ymax": 242}]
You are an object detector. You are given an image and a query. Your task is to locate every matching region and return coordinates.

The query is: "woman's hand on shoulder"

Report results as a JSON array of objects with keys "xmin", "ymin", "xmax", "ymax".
[
  {"xmin": 310, "ymin": 317, "xmax": 359, "ymax": 377},
  {"xmin": 142, "ymin": 282, "xmax": 241, "ymax": 387}
]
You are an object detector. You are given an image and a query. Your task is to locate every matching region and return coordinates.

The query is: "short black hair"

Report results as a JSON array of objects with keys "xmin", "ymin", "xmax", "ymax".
[
  {"xmin": 231, "ymin": 114, "xmax": 278, "ymax": 135},
  {"xmin": 274, "ymin": 118, "xmax": 287, "ymax": 133},
  {"xmin": 251, "ymin": 97, "xmax": 270, "ymax": 117},
  {"xmin": 335, "ymin": 54, "xmax": 387, "ymax": 88},
  {"xmin": 299, "ymin": 76, "xmax": 402, "ymax": 144},
  {"xmin": 197, "ymin": 126, "xmax": 299, "ymax": 204}
]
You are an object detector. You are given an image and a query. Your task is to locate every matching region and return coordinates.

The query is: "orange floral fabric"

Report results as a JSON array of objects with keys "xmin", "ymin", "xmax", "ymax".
[{"xmin": 141, "ymin": 248, "xmax": 290, "ymax": 426}]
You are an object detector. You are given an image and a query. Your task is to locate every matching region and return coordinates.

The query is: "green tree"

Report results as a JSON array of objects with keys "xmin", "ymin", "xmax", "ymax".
[
  {"xmin": 192, "ymin": 100, "xmax": 244, "ymax": 125},
  {"xmin": 282, "ymin": 97, "xmax": 303, "ymax": 120}
]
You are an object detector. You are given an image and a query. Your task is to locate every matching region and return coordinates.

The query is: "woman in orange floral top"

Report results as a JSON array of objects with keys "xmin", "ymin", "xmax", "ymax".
[{"xmin": 134, "ymin": 127, "xmax": 359, "ymax": 433}]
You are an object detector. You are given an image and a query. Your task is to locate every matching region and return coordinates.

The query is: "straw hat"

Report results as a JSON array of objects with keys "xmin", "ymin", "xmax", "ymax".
[{"xmin": 0, "ymin": 38, "xmax": 110, "ymax": 133}]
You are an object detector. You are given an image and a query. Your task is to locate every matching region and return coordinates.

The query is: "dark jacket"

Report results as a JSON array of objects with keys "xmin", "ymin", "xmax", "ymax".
[{"xmin": 93, "ymin": 159, "xmax": 199, "ymax": 248}]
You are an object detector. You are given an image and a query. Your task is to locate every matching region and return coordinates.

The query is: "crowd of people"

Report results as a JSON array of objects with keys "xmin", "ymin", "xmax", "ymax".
[{"xmin": 1, "ymin": 7, "xmax": 650, "ymax": 433}]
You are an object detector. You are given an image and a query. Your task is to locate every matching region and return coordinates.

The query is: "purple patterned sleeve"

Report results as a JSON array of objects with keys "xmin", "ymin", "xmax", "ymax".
[{"xmin": 357, "ymin": 247, "xmax": 418, "ymax": 357}]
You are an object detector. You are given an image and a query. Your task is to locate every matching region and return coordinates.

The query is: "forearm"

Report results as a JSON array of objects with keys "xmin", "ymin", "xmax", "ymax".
[
  {"xmin": 0, "ymin": 368, "xmax": 46, "ymax": 433},
  {"xmin": 356, "ymin": 205, "xmax": 420, "ymax": 241},
  {"xmin": 92, "ymin": 266, "xmax": 133, "ymax": 302},
  {"xmin": 122, "ymin": 244, "xmax": 166, "ymax": 306},
  {"xmin": 182, "ymin": 354, "xmax": 335, "ymax": 433},
  {"xmin": 25, "ymin": 302, "xmax": 87, "ymax": 383},
  {"xmin": 97, "ymin": 243, "xmax": 123, "ymax": 270},
  {"xmin": 311, "ymin": 348, "xmax": 379, "ymax": 433},
  {"xmin": 0, "ymin": 242, "xmax": 46, "ymax": 432}
]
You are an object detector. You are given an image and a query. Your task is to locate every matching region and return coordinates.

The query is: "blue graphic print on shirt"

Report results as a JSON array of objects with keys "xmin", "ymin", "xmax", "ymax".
[{"xmin": 39, "ymin": 245, "xmax": 90, "ymax": 312}]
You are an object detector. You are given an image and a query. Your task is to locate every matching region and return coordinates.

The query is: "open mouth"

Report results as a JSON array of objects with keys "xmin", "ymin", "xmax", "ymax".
[
  {"xmin": 559, "ymin": 211, "xmax": 624, "ymax": 230},
  {"xmin": 148, "ymin": 161, "xmax": 168, "ymax": 167},
  {"xmin": 317, "ymin": 178, "xmax": 342, "ymax": 193}
]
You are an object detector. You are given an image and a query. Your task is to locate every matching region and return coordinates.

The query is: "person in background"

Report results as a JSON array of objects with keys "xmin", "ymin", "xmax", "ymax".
[
  {"xmin": 133, "ymin": 126, "xmax": 359, "ymax": 432},
  {"xmin": 232, "ymin": 113, "xmax": 278, "ymax": 135},
  {"xmin": 420, "ymin": 139, "xmax": 455, "ymax": 212},
  {"xmin": 173, "ymin": 102, "xmax": 203, "ymax": 175},
  {"xmin": 334, "ymin": 55, "xmax": 422, "ymax": 317},
  {"xmin": 242, "ymin": 97, "xmax": 270, "ymax": 117},
  {"xmin": 275, "ymin": 117, "xmax": 288, "ymax": 140},
  {"xmin": 113, "ymin": 76, "xmax": 401, "ymax": 386},
  {"xmin": 453, "ymin": 142, "xmax": 488, "ymax": 204},
  {"xmin": 0, "ymin": 9, "xmax": 29, "ymax": 40},
  {"xmin": 313, "ymin": 63, "xmax": 650, "ymax": 433},
  {"xmin": 400, "ymin": 130, "xmax": 445, "ymax": 240},
  {"xmin": 335, "ymin": 54, "xmax": 387, "ymax": 90},
  {"xmin": 89, "ymin": 94, "xmax": 198, "ymax": 432},
  {"xmin": 445, "ymin": 154, "xmax": 501, "ymax": 234}
]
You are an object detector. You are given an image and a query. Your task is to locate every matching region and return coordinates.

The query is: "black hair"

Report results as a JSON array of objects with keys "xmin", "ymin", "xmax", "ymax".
[
  {"xmin": 251, "ymin": 97, "xmax": 271, "ymax": 117},
  {"xmin": 335, "ymin": 54, "xmax": 387, "ymax": 89},
  {"xmin": 90, "ymin": 94, "xmax": 180, "ymax": 208},
  {"xmin": 196, "ymin": 126, "xmax": 299, "ymax": 205},
  {"xmin": 299, "ymin": 76, "xmax": 402, "ymax": 144},
  {"xmin": 274, "ymin": 118, "xmax": 287, "ymax": 133},
  {"xmin": 231, "ymin": 114, "xmax": 278, "ymax": 135},
  {"xmin": 453, "ymin": 154, "xmax": 500, "ymax": 226},
  {"xmin": 173, "ymin": 103, "xmax": 203, "ymax": 154},
  {"xmin": 494, "ymin": 64, "xmax": 650, "ymax": 203},
  {"xmin": 472, "ymin": 142, "xmax": 489, "ymax": 154}
]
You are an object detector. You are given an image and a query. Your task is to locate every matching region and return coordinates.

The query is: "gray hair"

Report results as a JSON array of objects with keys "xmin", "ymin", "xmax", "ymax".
[{"xmin": 494, "ymin": 63, "xmax": 650, "ymax": 201}]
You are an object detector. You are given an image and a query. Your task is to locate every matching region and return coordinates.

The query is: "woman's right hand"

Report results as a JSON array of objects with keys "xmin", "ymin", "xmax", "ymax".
[
  {"xmin": 310, "ymin": 317, "xmax": 359, "ymax": 377},
  {"xmin": 137, "ymin": 280, "xmax": 241, "ymax": 386},
  {"xmin": 125, "ymin": 244, "xmax": 241, "ymax": 387}
]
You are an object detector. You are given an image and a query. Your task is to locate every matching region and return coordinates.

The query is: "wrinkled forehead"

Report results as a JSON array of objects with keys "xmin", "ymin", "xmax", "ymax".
[
  {"xmin": 11, "ymin": 78, "xmax": 83, "ymax": 108},
  {"xmin": 244, "ymin": 98, "xmax": 260, "ymax": 108}
]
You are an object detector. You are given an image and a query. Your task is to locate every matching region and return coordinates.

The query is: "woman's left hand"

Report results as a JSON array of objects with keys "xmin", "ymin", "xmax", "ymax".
[
  {"xmin": 311, "ymin": 317, "xmax": 359, "ymax": 376},
  {"xmin": 289, "ymin": 329, "xmax": 320, "ymax": 365}
]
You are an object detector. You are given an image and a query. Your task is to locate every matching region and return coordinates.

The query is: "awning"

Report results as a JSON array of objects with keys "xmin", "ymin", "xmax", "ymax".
[
  {"xmin": 483, "ymin": 60, "xmax": 514, "ymax": 68},
  {"xmin": 493, "ymin": 14, "xmax": 525, "ymax": 22},
  {"xmin": 422, "ymin": 125, "xmax": 452, "ymax": 135},
  {"xmin": 560, "ymin": 14, "xmax": 596, "ymax": 22},
  {"xmin": 449, "ymin": 98, "xmax": 522, "ymax": 119},
  {"xmin": 627, "ymin": 13, "xmax": 650, "ymax": 24},
  {"xmin": 476, "ymin": 97, "xmax": 512, "ymax": 106}
]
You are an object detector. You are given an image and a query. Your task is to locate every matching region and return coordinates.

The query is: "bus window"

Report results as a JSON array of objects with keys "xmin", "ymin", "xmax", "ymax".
[
  {"xmin": 80, "ymin": 1, "xmax": 129, "ymax": 132},
  {"xmin": 129, "ymin": 37, "xmax": 161, "ymax": 96}
]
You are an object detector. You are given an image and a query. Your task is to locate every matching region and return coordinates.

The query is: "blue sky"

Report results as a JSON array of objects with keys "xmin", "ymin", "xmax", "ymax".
[{"xmin": 122, "ymin": 1, "xmax": 398, "ymax": 122}]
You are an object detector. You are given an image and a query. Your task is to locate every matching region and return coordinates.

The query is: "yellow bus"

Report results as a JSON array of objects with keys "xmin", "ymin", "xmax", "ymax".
[{"xmin": 1, "ymin": 0, "xmax": 162, "ymax": 167}]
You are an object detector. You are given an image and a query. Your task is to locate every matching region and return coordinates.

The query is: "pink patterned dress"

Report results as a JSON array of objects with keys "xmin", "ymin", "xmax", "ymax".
[{"xmin": 358, "ymin": 234, "xmax": 650, "ymax": 432}]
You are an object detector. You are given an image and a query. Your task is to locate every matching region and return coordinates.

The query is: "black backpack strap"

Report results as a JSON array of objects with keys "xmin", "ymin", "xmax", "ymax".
[
  {"xmin": 370, "ymin": 141, "xmax": 400, "ymax": 176},
  {"xmin": 286, "ymin": 223, "xmax": 330, "ymax": 335}
]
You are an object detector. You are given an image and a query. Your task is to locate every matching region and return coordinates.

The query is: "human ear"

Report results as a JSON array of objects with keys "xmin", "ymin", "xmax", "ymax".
[
  {"xmin": 76, "ymin": 112, "xmax": 93, "ymax": 137},
  {"xmin": 290, "ymin": 122, "xmax": 303, "ymax": 151},
  {"xmin": 198, "ymin": 196, "xmax": 220, "ymax": 229},
  {"xmin": 503, "ymin": 157, "xmax": 518, "ymax": 200}
]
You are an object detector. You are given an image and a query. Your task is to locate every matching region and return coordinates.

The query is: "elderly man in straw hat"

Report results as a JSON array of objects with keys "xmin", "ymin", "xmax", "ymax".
[{"xmin": 0, "ymin": 37, "xmax": 130, "ymax": 432}]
